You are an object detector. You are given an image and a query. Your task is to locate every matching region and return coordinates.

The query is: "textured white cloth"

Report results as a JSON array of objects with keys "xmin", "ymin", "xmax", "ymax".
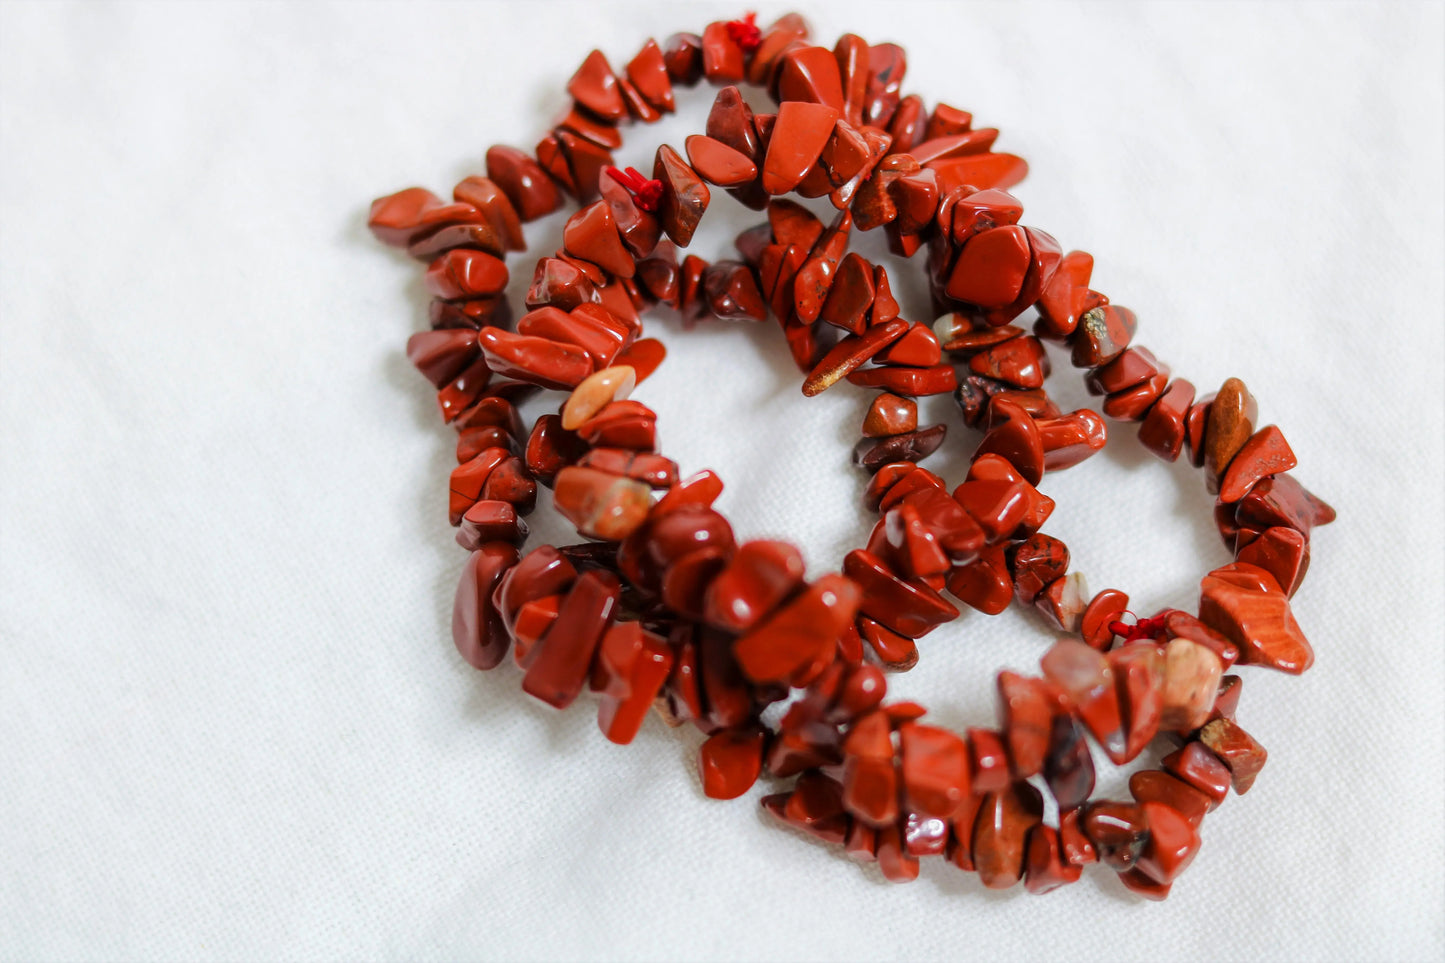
[{"xmin": 2, "ymin": 2, "xmax": 1442, "ymax": 960}]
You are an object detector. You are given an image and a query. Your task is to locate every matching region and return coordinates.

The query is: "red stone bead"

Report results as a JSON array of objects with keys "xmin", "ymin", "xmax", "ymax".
[
  {"xmin": 1129, "ymin": 770, "xmax": 1211, "ymax": 828},
  {"xmin": 844, "ymin": 549, "xmax": 959, "ymax": 638},
  {"xmin": 552, "ymin": 466, "xmax": 653, "ymax": 541},
  {"xmin": 972, "ymin": 781, "xmax": 1044, "ymax": 889},
  {"xmin": 1007, "ymin": 534, "xmax": 1070, "ymax": 605},
  {"xmin": 1198, "ymin": 562, "xmax": 1313, "ymax": 674},
  {"xmin": 662, "ymin": 32, "xmax": 704, "ymax": 85},
  {"xmin": 684, "ymin": 134, "xmax": 758, "ymax": 187},
  {"xmin": 485, "ymin": 145, "xmax": 561, "ymax": 222},
  {"xmin": 996, "ymin": 671, "xmax": 1055, "ymax": 779},
  {"xmin": 653, "ymin": 144, "xmax": 711, "ymax": 248},
  {"xmin": 802, "ymin": 318, "xmax": 908, "ymax": 396},
  {"xmin": 1139, "ymin": 378, "xmax": 1196, "ymax": 461},
  {"xmin": 1236, "ymin": 525, "xmax": 1310, "ymax": 597},
  {"xmin": 1044, "ymin": 713, "xmax": 1096, "ymax": 810},
  {"xmin": 945, "ymin": 544, "xmax": 1013, "ymax": 615},
  {"xmin": 703, "ymin": 539, "xmax": 807, "ymax": 634},
  {"xmin": 1070, "ymin": 305, "xmax": 1137, "ymax": 367},
  {"xmin": 1025, "ymin": 825, "xmax": 1084, "ymax": 894},
  {"xmin": 1109, "ymin": 643, "xmax": 1165, "ymax": 763},
  {"xmin": 1198, "ymin": 717, "xmax": 1268, "ymax": 794},
  {"xmin": 1041, "ymin": 639, "xmax": 1127, "ymax": 762},
  {"xmin": 1161, "ymin": 742, "xmax": 1231, "ymax": 808},
  {"xmin": 1080, "ymin": 589, "xmax": 1128, "ymax": 650},
  {"xmin": 1135, "ymin": 801, "xmax": 1200, "ymax": 886},
  {"xmin": 478, "ymin": 327, "xmax": 592, "ymax": 390},
  {"xmin": 899, "ymin": 723, "xmax": 971, "ymax": 818},
  {"xmin": 521, "ymin": 569, "xmax": 620, "ymax": 709},
  {"xmin": 699, "ymin": 724, "xmax": 767, "ymax": 799},
  {"xmin": 597, "ymin": 631, "xmax": 673, "ymax": 744},
  {"xmin": 451, "ymin": 542, "xmax": 520, "ymax": 670},
  {"xmin": 763, "ymin": 101, "xmax": 840, "ymax": 195},
  {"xmin": 862, "ymin": 393, "xmax": 918, "ymax": 437},
  {"xmin": 700, "ymin": 20, "xmax": 745, "ymax": 84},
  {"xmin": 1219, "ymin": 425, "xmax": 1297, "ymax": 503},
  {"xmin": 1035, "ymin": 250, "xmax": 1098, "ymax": 340},
  {"xmin": 973, "ymin": 398, "xmax": 1045, "ymax": 485},
  {"xmin": 562, "ymin": 200, "xmax": 634, "ymax": 279},
  {"xmin": 732, "ymin": 574, "xmax": 860, "ymax": 685},
  {"xmin": 425, "ymin": 249, "xmax": 509, "ymax": 302}
]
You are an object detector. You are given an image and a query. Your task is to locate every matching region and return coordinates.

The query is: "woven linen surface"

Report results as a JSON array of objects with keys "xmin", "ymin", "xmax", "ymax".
[{"xmin": 2, "ymin": 2, "xmax": 1442, "ymax": 960}]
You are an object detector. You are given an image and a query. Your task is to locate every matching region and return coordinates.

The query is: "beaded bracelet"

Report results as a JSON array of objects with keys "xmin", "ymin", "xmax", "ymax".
[{"xmin": 367, "ymin": 12, "xmax": 1334, "ymax": 899}]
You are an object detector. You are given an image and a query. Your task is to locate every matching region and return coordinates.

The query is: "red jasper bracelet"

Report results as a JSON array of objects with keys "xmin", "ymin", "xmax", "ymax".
[{"xmin": 368, "ymin": 12, "xmax": 1334, "ymax": 899}]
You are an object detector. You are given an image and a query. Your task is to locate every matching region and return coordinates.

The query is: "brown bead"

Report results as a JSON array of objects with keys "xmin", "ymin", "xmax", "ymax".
[
  {"xmin": 1199, "ymin": 562, "xmax": 1313, "ymax": 674},
  {"xmin": 653, "ymin": 144, "xmax": 710, "ymax": 247},
  {"xmin": 844, "ymin": 549, "xmax": 959, "ymax": 638},
  {"xmin": 522, "ymin": 570, "xmax": 620, "ymax": 709},
  {"xmin": 1198, "ymin": 717, "xmax": 1268, "ymax": 794},
  {"xmin": 1203, "ymin": 377, "xmax": 1259, "ymax": 486},
  {"xmin": 1139, "ymin": 379, "xmax": 1196, "ymax": 461},
  {"xmin": 863, "ymin": 393, "xmax": 918, "ymax": 437},
  {"xmin": 700, "ymin": 20, "xmax": 745, "ymax": 84},
  {"xmin": 853, "ymin": 425, "xmax": 947, "ymax": 472},
  {"xmin": 1161, "ymin": 742, "xmax": 1231, "ymax": 808},
  {"xmin": 451, "ymin": 543, "xmax": 521, "ymax": 670},
  {"xmin": 485, "ymin": 145, "xmax": 561, "ymax": 222},
  {"xmin": 699, "ymin": 725, "xmax": 767, "ymax": 800},
  {"xmin": 972, "ymin": 781, "xmax": 1044, "ymax": 889},
  {"xmin": 1109, "ymin": 643, "xmax": 1165, "ymax": 763},
  {"xmin": 684, "ymin": 134, "xmax": 757, "ymax": 188},
  {"xmin": 762, "ymin": 101, "xmax": 840, "ymax": 195},
  {"xmin": 1070, "ymin": 305, "xmax": 1137, "ymax": 367},
  {"xmin": 1219, "ymin": 425, "xmax": 1297, "ymax": 503}
]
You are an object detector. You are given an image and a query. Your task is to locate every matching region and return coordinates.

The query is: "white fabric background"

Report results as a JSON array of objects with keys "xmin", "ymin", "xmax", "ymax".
[{"xmin": 2, "ymin": 1, "xmax": 1442, "ymax": 960}]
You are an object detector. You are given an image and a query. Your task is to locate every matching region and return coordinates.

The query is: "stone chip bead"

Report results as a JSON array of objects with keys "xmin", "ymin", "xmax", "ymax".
[
  {"xmin": 562, "ymin": 365, "xmax": 636, "ymax": 430},
  {"xmin": 552, "ymin": 466, "xmax": 654, "ymax": 541}
]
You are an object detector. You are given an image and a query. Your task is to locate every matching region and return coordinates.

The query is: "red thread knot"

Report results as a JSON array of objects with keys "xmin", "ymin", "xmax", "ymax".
[
  {"xmin": 605, "ymin": 165, "xmax": 664, "ymax": 212},
  {"xmin": 726, "ymin": 12, "xmax": 762, "ymax": 53}
]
